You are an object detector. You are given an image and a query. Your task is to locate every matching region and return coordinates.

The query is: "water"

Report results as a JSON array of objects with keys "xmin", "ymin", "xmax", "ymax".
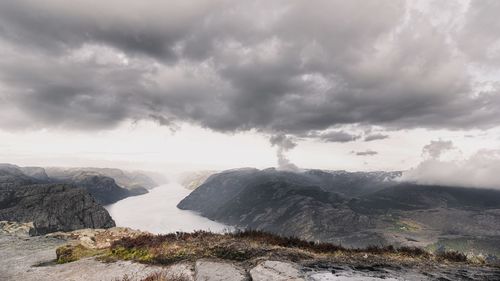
[{"xmin": 105, "ymin": 182, "xmax": 231, "ymax": 234}]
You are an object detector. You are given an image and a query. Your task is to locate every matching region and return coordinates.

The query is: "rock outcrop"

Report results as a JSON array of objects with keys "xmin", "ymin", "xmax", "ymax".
[
  {"xmin": 250, "ymin": 261, "xmax": 304, "ymax": 281},
  {"xmin": 195, "ymin": 261, "xmax": 248, "ymax": 281},
  {"xmin": 0, "ymin": 184, "xmax": 115, "ymax": 235}
]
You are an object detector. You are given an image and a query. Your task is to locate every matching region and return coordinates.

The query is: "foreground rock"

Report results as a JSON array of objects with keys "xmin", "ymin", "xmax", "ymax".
[
  {"xmin": 0, "ymin": 232, "xmax": 191, "ymax": 281},
  {"xmin": 0, "ymin": 221, "xmax": 35, "ymax": 236},
  {"xmin": 195, "ymin": 260, "xmax": 248, "ymax": 281},
  {"xmin": 1, "ymin": 227, "xmax": 500, "ymax": 281},
  {"xmin": 0, "ymin": 184, "xmax": 115, "ymax": 234},
  {"xmin": 250, "ymin": 261, "xmax": 304, "ymax": 281}
]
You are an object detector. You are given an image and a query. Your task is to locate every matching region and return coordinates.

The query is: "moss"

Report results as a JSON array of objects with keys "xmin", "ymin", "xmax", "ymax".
[
  {"xmin": 108, "ymin": 246, "xmax": 154, "ymax": 262},
  {"xmin": 56, "ymin": 244, "xmax": 103, "ymax": 264}
]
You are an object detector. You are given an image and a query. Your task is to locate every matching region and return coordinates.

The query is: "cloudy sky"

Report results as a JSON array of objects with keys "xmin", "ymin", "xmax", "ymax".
[{"xmin": 1, "ymin": 0, "xmax": 500, "ymax": 186}]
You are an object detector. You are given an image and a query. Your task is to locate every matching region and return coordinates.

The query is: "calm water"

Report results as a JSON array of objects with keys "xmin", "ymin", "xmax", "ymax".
[{"xmin": 105, "ymin": 181, "xmax": 230, "ymax": 234}]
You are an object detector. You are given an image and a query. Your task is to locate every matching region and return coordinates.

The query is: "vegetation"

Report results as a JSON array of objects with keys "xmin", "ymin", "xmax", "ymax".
[
  {"xmin": 56, "ymin": 244, "xmax": 104, "ymax": 264},
  {"xmin": 56, "ymin": 229, "xmax": 475, "ymax": 266}
]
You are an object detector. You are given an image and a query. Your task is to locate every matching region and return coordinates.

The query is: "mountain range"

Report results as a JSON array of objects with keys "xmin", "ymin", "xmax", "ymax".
[
  {"xmin": 0, "ymin": 163, "xmax": 161, "ymax": 234},
  {"xmin": 178, "ymin": 168, "xmax": 500, "ymax": 256}
]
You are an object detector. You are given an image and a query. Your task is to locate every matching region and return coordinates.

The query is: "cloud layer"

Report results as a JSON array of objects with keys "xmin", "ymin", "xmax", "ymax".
[
  {"xmin": 0, "ymin": 0, "xmax": 499, "ymax": 140},
  {"xmin": 403, "ymin": 146, "xmax": 500, "ymax": 190}
]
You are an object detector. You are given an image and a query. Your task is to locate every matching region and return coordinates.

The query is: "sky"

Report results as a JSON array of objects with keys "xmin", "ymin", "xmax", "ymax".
[{"xmin": 1, "ymin": 0, "xmax": 500, "ymax": 187}]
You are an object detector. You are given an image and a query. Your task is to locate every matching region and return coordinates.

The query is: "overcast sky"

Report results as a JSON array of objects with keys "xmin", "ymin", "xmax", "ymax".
[{"xmin": 1, "ymin": 1, "xmax": 500, "ymax": 186}]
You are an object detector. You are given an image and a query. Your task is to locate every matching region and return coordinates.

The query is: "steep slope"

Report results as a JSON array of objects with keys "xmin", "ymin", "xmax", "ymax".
[
  {"xmin": 69, "ymin": 172, "xmax": 137, "ymax": 205},
  {"xmin": 19, "ymin": 166, "xmax": 50, "ymax": 181},
  {"xmin": 0, "ymin": 163, "xmax": 39, "ymax": 187},
  {"xmin": 45, "ymin": 167, "xmax": 160, "ymax": 190},
  {"xmin": 178, "ymin": 168, "xmax": 500, "ymax": 250},
  {"xmin": 0, "ymin": 183, "xmax": 115, "ymax": 234},
  {"xmin": 1, "ymin": 164, "xmax": 150, "ymax": 204},
  {"xmin": 46, "ymin": 169, "xmax": 150, "ymax": 204}
]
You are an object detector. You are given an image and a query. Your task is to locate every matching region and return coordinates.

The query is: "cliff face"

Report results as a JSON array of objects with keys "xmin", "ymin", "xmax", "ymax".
[{"xmin": 0, "ymin": 183, "xmax": 115, "ymax": 235}]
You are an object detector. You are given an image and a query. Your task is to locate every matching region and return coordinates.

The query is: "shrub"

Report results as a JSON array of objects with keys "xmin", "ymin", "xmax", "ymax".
[{"xmin": 436, "ymin": 250, "xmax": 467, "ymax": 262}]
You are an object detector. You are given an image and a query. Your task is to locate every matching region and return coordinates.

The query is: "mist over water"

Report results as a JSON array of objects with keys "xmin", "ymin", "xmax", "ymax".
[{"xmin": 105, "ymin": 181, "xmax": 230, "ymax": 234}]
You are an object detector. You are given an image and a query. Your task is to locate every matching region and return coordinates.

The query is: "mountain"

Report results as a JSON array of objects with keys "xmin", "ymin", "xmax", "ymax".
[
  {"xmin": 0, "ymin": 165, "xmax": 115, "ymax": 234},
  {"xmin": 178, "ymin": 168, "xmax": 500, "ymax": 254},
  {"xmin": 45, "ymin": 167, "xmax": 162, "ymax": 204},
  {"xmin": 68, "ymin": 172, "xmax": 138, "ymax": 205},
  {"xmin": 45, "ymin": 167, "xmax": 162, "ymax": 190},
  {"xmin": 19, "ymin": 166, "xmax": 50, "ymax": 181},
  {"xmin": 0, "ymin": 163, "xmax": 39, "ymax": 187},
  {"xmin": 1, "ymin": 165, "xmax": 152, "ymax": 205},
  {"xmin": 179, "ymin": 170, "xmax": 217, "ymax": 190}
]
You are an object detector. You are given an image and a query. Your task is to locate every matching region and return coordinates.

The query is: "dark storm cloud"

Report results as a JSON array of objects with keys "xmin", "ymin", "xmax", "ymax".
[
  {"xmin": 364, "ymin": 133, "xmax": 389, "ymax": 142},
  {"xmin": 0, "ymin": 0, "xmax": 499, "ymax": 138},
  {"xmin": 313, "ymin": 131, "xmax": 361, "ymax": 143},
  {"xmin": 459, "ymin": 0, "xmax": 500, "ymax": 66}
]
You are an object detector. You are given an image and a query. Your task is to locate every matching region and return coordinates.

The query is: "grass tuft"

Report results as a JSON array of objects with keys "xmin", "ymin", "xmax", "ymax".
[
  {"xmin": 56, "ymin": 229, "xmax": 470, "ymax": 265},
  {"xmin": 55, "ymin": 244, "xmax": 103, "ymax": 264}
]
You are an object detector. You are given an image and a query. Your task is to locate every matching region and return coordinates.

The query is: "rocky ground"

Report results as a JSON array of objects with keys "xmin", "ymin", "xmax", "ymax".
[{"xmin": 1, "ymin": 224, "xmax": 500, "ymax": 281}]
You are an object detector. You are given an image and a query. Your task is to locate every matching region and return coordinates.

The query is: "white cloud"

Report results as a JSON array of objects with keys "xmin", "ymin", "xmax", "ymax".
[{"xmin": 402, "ymin": 147, "xmax": 500, "ymax": 189}]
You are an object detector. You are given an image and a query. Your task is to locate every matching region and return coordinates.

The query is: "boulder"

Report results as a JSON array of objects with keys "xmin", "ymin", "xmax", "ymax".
[
  {"xmin": 195, "ymin": 260, "xmax": 249, "ymax": 281},
  {"xmin": 250, "ymin": 261, "xmax": 304, "ymax": 281}
]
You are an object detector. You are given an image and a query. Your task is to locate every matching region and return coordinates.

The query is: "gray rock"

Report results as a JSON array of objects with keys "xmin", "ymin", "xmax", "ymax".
[
  {"xmin": 0, "ymin": 220, "xmax": 36, "ymax": 236},
  {"xmin": 250, "ymin": 261, "xmax": 304, "ymax": 281},
  {"xmin": 0, "ymin": 233, "xmax": 165, "ymax": 281},
  {"xmin": 195, "ymin": 260, "xmax": 249, "ymax": 281},
  {"xmin": 0, "ymin": 183, "xmax": 115, "ymax": 234}
]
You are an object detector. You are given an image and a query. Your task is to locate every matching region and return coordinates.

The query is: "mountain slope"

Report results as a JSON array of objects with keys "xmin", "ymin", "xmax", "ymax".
[{"xmin": 178, "ymin": 168, "xmax": 500, "ymax": 251}]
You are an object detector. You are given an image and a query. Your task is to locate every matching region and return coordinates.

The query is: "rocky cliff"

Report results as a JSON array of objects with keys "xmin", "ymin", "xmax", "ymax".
[
  {"xmin": 0, "ymin": 183, "xmax": 115, "ymax": 235},
  {"xmin": 0, "ymin": 164, "xmax": 116, "ymax": 234}
]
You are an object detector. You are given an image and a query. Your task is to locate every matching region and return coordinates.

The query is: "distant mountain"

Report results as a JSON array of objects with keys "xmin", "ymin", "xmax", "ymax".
[
  {"xmin": 0, "ymin": 163, "xmax": 39, "ymax": 187},
  {"xmin": 179, "ymin": 170, "xmax": 217, "ymax": 190},
  {"xmin": 19, "ymin": 166, "xmax": 50, "ymax": 181},
  {"xmin": 0, "ymin": 163, "xmax": 164, "ymax": 235},
  {"xmin": 45, "ymin": 167, "xmax": 161, "ymax": 190},
  {"xmin": 178, "ymin": 168, "xmax": 500, "ymax": 254},
  {"xmin": 1, "ymin": 164, "xmax": 159, "ymax": 204}
]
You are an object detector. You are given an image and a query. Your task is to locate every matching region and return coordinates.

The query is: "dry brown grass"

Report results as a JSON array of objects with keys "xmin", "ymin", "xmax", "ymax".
[
  {"xmin": 56, "ymin": 229, "xmax": 471, "ymax": 266},
  {"xmin": 103, "ymin": 230, "xmax": 464, "ymax": 265}
]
